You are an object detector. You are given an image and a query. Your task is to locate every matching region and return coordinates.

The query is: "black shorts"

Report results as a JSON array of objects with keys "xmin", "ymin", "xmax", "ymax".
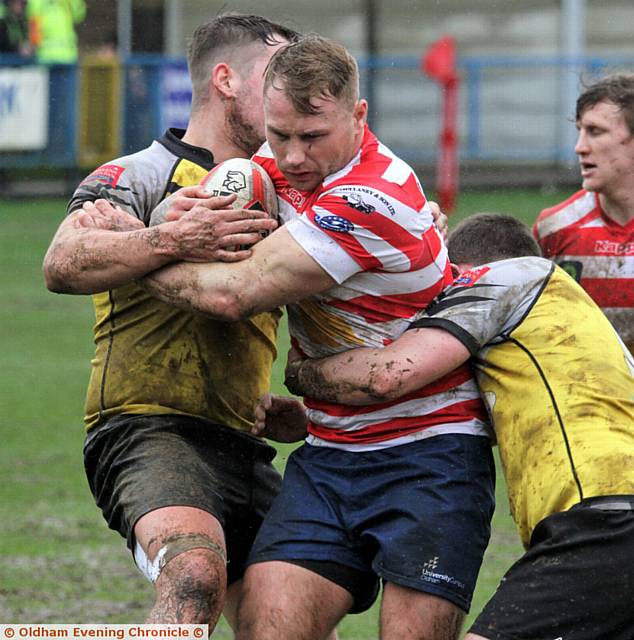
[
  {"xmin": 83, "ymin": 414, "xmax": 282, "ymax": 585},
  {"xmin": 470, "ymin": 497, "xmax": 634, "ymax": 640}
]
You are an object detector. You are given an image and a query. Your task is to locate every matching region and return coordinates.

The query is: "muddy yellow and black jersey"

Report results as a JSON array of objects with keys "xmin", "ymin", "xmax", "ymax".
[
  {"xmin": 411, "ymin": 257, "xmax": 634, "ymax": 547},
  {"xmin": 68, "ymin": 129, "xmax": 280, "ymax": 432}
]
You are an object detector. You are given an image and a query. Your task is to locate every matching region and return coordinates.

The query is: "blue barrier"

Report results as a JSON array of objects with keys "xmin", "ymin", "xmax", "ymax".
[
  {"xmin": 361, "ymin": 54, "xmax": 634, "ymax": 162},
  {"xmin": 122, "ymin": 56, "xmax": 164, "ymax": 155},
  {"xmin": 0, "ymin": 58, "xmax": 77, "ymax": 169},
  {"xmin": 2, "ymin": 53, "xmax": 634, "ymax": 170}
]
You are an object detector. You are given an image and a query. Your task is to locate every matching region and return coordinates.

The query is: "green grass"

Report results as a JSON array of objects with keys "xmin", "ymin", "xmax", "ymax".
[{"xmin": 0, "ymin": 190, "xmax": 568, "ymax": 633}]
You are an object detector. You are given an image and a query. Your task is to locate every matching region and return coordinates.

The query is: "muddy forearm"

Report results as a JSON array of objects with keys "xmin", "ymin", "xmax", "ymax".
[{"xmin": 43, "ymin": 222, "xmax": 179, "ymax": 294}]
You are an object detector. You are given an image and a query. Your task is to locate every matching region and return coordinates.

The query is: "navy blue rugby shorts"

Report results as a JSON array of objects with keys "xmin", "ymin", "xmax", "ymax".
[{"xmin": 247, "ymin": 433, "xmax": 495, "ymax": 613}]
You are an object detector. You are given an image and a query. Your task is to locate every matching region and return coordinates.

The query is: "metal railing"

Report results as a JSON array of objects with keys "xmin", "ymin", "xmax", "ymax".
[{"xmin": 1, "ymin": 53, "xmax": 633, "ymax": 171}]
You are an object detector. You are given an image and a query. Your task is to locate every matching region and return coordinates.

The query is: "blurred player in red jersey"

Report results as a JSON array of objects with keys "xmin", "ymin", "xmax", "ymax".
[
  {"xmin": 134, "ymin": 34, "xmax": 495, "ymax": 640},
  {"xmin": 533, "ymin": 73, "xmax": 634, "ymax": 353}
]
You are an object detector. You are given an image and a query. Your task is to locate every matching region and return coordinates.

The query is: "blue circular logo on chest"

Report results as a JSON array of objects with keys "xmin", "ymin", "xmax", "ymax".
[{"xmin": 314, "ymin": 214, "xmax": 354, "ymax": 233}]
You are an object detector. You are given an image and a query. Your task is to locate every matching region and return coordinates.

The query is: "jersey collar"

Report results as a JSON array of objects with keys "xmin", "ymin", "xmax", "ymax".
[{"xmin": 159, "ymin": 128, "xmax": 216, "ymax": 170}]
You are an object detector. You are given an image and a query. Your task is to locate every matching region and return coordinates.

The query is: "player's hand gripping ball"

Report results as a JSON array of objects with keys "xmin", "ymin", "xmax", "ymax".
[
  {"xmin": 200, "ymin": 158, "xmax": 278, "ymax": 219},
  {"xmin": 149, "ymin": 158, "xmax": 278, "ymax": 229}
]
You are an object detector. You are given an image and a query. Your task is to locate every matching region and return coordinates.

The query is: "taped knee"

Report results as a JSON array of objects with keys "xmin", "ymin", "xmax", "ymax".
[{"xmin": 134, "ymin": 533, "xmax": 226, "ymax": 584}]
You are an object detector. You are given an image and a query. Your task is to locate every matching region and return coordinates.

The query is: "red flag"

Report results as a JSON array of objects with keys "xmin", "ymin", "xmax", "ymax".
[
  {"xmin": 422, "ymin": 36, "xmax": 457, "ymax": 84},
  {"xmin": 421, "ymin": 36, "xmax": 459, "ymax": 212}
]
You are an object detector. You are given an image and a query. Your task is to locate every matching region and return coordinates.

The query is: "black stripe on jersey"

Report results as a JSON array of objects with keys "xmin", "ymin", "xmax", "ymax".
[
  {"xmin": 70, "ymin": 183, "xmax": 140, "ymax": 211},
  {"xmin": 165, "ymin": 180, "xmax": 183, "ymax": 197},
  {"xmin": 407, "ymin": 317, "xmax": 480, "ymax": 356},
  {"xmin": 163, "ymin": 167, "xmax": 180, "ymax": 201},
  {"xmin": 161, "ymin": 154, "xmax": 183, "ymax": 202},
  {"xmin": 425, "ymin": 292, "xmax": 497, "ymax": 316},
  {"xmin": 501, "ymin": 261, "xmax": 556, "ymax": 336},
  {"xmin": 100, "ymin": 289, "xmax": 117, "ymax": 414},
  {"xmin": 510, "ymin": 336, "xmax": 584, "ymax": 503}
]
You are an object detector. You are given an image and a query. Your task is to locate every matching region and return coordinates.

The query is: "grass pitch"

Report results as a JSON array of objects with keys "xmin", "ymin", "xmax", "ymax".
[{"xmin": 0, "ymin": 190, "xmax": 567, "ymax": 635}]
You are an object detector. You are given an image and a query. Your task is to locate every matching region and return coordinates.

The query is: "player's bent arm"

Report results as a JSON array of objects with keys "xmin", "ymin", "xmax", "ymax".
[
  {"xmin": 142, "ymin": 225, "xmax": 337, "ymax": 321},
  {"xmin": 42, "ymin": 209, "xmax": 184, "ymax": 294},
  {"xmin": 293, "ymin": 328, "xmax": 471, "ymax": 405},
  {"xmin": 43, "ymin": 196, "xmax": 279, "ymax": 295}
]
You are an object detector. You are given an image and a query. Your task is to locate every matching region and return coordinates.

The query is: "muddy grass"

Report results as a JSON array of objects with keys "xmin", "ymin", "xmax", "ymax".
[{"xmin": 0, "ymin": 518, "xmax": 520, "ymax": 639}]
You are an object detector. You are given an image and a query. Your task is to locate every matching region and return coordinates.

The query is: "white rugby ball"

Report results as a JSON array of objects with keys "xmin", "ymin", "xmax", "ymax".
[
  {"xmin": 149, "ymin": 158, "xmax": 278, "ymax": 226},
  {"xmin": 201, "ymin": 158, "xmax": 278, "ymax": 218}
]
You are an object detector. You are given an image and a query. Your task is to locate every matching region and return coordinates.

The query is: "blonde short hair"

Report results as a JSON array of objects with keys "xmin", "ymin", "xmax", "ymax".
[{"xmin": 264, "ymin": 34, "xmax": 359, "ymax": 114}]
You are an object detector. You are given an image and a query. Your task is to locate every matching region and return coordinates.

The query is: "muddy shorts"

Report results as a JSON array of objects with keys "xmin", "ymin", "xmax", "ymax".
[
  {"xmin": 83, "ymin": 413, "xmax": 282, "ymax": 584},
  {"xmin": 248, "ymin": 434, "xmax": 495, "ymax": 613},
  {"xmin": 470, "ymin": 496, "xmax": 634, "ymax": 640}
]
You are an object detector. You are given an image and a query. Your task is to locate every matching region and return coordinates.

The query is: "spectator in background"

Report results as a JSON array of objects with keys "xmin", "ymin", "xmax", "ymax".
[
  {"xmin": 533, "ymin": 73, "xmax": 634, "ymax": 354},
  {"xmin": 27, "ymin": 0, "xmax": 85, "ymax": 63},
  {"xmin": 0, "ymin": 0, "xmax": 32, "ymax": 56}
]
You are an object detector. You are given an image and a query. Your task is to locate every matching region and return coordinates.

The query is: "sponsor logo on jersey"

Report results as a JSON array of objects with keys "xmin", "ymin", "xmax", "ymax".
[
  {"xmin": 342, "ymin": 193, "xmax": 375, "ymax": 214},
  {"xmin": 453, "ymin": 266, "xmax": 490, "ymax": 287},
  {"xmin": 557, "ymin": 260, "xmax": 583, "ymax": 282},
  {"xmin": 82, "ymin": 164, "xmax": 125, "ymax": 187},
  {"xmin": 594, "ymin": 239, "xmax": 634, "ymax": 255},
  {"xmin": 279, "ymin": 185, "xmax": 307, "ymax": 209},
  {"xmin": 334, "ymin": 186, "xmax": 396, "ymax": 216},
  {"xmin": 222, "ymin": 170, "xmax": 247, "ymax": 193},
  {"xmin": 314, "ymin": 213, "xmax": 354, "ymax": 233}
]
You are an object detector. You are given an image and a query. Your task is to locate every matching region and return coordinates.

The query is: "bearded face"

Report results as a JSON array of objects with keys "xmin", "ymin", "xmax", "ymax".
[
  {"xmin": 226, "ymin": 96, "xmax": 265, "ymax": 158},
  {"xmin": 225, "ymin": 42, "xmax": 287, "ymax": 158}
]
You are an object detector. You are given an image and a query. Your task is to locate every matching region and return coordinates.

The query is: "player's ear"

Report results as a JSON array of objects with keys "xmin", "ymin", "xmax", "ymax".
[
  {"xmin": 353, "ymin": 99, "xmax": 368, "ymax": 129},
  {"xmin": 211, "ymin": 62, "xmax": 237, "ymax": 99}
]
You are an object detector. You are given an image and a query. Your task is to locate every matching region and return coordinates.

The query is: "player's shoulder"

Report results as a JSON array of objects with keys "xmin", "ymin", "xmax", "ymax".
[
  {"xmin": 534, "ymin": 189, "xmax": 598, "ymax": 239},
  {"xmin": 537, "ymin": 188, "xmax": 591, "ymax": 220},
  {"xmin": 324, "ymin": 133, "xmax": 426, "ymax": 214},
  {"xmin": 454, "ymin": 257, "xmax": 555, "ymax": 326},
  {"xmin": 79, "ymin": 141, "xmax": 173, "ymax": 190},
  {"xmin": 359, "ymin": 133, "xmax": 419, "ymax": 189},
  {"xmin": 453, "ymin": 256, "xmax": 552, "ymax": 290},
  {"xmin": 483, "ymin": 256, "xmax": 553, "ymax": 284},
  {"xmin": 69, "ymin": 140, "xmax": 176, "ymax": 218}
]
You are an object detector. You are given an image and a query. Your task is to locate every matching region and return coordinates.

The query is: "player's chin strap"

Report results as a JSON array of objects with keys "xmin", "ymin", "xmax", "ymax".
[{"xmin": 134, "ymin": 533, "xmax": 227, "ymax": 583}]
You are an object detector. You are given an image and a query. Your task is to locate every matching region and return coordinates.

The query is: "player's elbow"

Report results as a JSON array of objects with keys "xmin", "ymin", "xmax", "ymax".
[
  {"xmin": 42, "ymin": 253, "xmax": 72, "ymax": 293},
  {"xmin": 365, "ymin": 368, "xmax": 409, "ymax": 402},
  {"xmin": 195, "ymin": 290, "xmax": 253, "ymax": 322}
]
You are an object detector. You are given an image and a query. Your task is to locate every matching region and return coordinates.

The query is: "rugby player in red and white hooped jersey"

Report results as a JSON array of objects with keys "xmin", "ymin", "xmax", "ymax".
[
  {"xmin": 137, "ymin": 34, "xmax": 494, "ymax": 640},
  {"xmin": 533, "ymin": 73, "xmax": 634, "ymax": 354},
  {"xmin": 253, "ymin": 134, "xmax": 488, "ymax": 451}
]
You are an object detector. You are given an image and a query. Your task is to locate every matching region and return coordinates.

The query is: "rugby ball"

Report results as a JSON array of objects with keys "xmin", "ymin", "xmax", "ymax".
[
  {"xmin": 149, "ymin": 158, "xmax": 278, "ymax": 226},
  {"xmin": 200, "ymin": 158, "xmax": 278, "ymax": 219}
]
